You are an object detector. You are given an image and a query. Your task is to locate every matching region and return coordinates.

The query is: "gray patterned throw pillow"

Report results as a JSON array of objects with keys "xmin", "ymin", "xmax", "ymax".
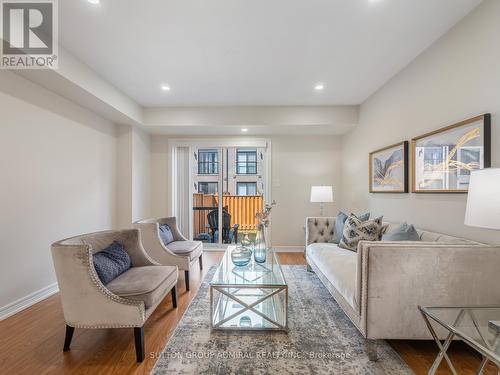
[{"xmin": 339, "ymin": 215, "xmax": 383, "ymax": 252}]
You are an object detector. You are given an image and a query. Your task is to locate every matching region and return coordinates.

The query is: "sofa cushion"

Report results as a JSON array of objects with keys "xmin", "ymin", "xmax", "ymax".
[
  {"xmin": 167, "ymin": 240, "xmax": 203, "ymax": 260},
  {"xmin": 92, "ymin": 241, "xmax": 131, "ymax": 285},
  {"xmin": 418, "ymin": 229, "xmax": 480, "ymax": 244},
  {"xmin": 106, "ymin": 265, "xmax": 177, "ymax": 308},
  {"xmin": 340, "ymin": 215, "xmax": 383, "ymax": 251},
  {"xmin": 159, "ymin": 224, "xmax": 174, "ymax": 245},
  {"xmin": 382, "ymin": 223, "xmax": 420, "ymax": 241},
  {"xmin": 307, "ymin": 243, "xmax": 357, "ymax": 307}
]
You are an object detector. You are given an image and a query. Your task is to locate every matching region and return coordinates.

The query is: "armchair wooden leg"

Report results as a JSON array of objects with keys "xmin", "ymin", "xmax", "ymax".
[
  {"xmin": 134, "ymin": 326, "xmax": 145, "ymax": 362},
  {"xmin": 171, "ymin": 286, "xmax": 177, "ymax": 308},
  {"xmin": 63, "ymin": 325, "xmax": 75, "ymax": 352},
  {"xmin": 199, "ymin": 254, "xmax": 203, "ymax": 270},
  {"xmin": 184, "ymin": 270, "xmax": 190, "ymax": 291}
]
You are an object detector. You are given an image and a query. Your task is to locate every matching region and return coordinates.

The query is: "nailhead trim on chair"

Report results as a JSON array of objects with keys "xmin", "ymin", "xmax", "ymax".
[{"xmin": 68, "ymin": 322, "xmax": 143, "ymax": 329}]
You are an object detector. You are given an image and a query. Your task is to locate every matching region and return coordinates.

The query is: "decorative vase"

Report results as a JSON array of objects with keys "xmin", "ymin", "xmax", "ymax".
[
  {"xmin": 253, "ymin": 223, "xmax": 267, "ymax": 263},
  {"xmin": 241, "ymin": 233, "xmax": 252, "ymax": 249},
  {"xmin": 231, "ymin": 246, "xmax": 252, "ymax": 267}
]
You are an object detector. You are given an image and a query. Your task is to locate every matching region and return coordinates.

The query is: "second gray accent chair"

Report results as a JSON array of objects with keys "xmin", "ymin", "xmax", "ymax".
[
  {"xmin": 134, "ymin": 217, "xmax": 203, "ymax": 292},
  {"xmin": 51, "ymin": 229, "xmax": 178, "ymax": 362}
]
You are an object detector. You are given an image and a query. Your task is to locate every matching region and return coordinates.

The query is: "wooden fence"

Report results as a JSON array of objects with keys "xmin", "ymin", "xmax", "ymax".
[{"xmin": 192, "ymin": 193, "xmax": 264, "ymax": 239}]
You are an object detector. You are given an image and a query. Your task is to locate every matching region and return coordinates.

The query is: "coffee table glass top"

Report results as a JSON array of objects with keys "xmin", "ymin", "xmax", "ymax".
[
  {"xmin": 421, "ymin": 306, "xmax": 500, "ymax": 362},
  {"xmin": 209, "ymin": 247, "xmax": 288, "ymax": 330},
  {"xmin": 210, "ymin": 247, "xmax": 286, "ymax": 287}
]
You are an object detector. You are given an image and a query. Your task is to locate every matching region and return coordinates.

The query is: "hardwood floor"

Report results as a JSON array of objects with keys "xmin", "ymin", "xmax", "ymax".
[{"xmin": 0, "ymin": 252, "xmax": 496, "ymax": 374}]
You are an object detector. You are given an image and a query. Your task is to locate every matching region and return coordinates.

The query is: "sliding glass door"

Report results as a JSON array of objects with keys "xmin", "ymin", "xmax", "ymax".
[
  {"xmin": 192, "ymin": 147, "xmax": 223, "ymax": 248},
  {"xmin": 172, "ymin": 140, "xmax": 269, "ymax": 249}
]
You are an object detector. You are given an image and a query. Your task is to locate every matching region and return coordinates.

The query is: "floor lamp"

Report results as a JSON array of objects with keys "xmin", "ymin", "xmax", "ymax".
[{"xmin": 465, "ymin": 169, "xmax": 500, "ymax": 230}]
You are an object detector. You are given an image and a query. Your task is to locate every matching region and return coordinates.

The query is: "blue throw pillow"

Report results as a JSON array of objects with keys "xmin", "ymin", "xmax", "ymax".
[
  {"xmin": 159, "ymin": 224, "xmax": 174, "ymax": 245},
  {"xmin": 382, "ymin": 223, "xmax": 420, "ymax": 241},
  {"xmin": 355, "ymin": 212, "xmax": 371, "ymax": 222},
  {"xmin": 93, "ymin": 241, "xmax": 131, "ymax": 285},
  {"xmin": 331, "ymin": 211, "xmax": 370, "ymax": 244}
]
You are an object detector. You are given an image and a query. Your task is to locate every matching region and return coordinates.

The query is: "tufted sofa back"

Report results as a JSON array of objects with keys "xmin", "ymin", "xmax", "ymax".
[
  {"xmin": 306, "ymin": 217, "xmax": 336, "ymax": 245},
  {"xmin": 306, "ymin": 217, "xmax": 484, "ymax": 247}
]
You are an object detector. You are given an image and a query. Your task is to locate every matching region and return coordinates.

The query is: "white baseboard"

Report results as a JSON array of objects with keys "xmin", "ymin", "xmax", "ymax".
[
  {"xmin": 202, "ymin": 247, "xmax": 226, "ymax": 252},
  {"xmin": 273, "ymin": 246, "xmax": 305, "ymax": 253},
  {"xmin": 0, "ymin": 283, "xmax": 59, "ymax": 321}
]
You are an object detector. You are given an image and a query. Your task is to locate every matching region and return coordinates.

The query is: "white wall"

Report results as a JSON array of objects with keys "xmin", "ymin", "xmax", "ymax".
[
  {"xmin": 151, "ymin": 135, "xmax": 170, "ymax": 219},
  {"xmin": 271, "ymin": 135, "xmax": 341, "ymax": 247},
  {"xmin": 341, "ymin": 0, "xmax": 500, "ymax": 244},
  {"xmin": 149, "ymin": 134, "xmax": 342, "ymax": 248},
  {"xmin": 116, "ymin": 125, "xmax": 152, "ymax": 227},
  {"xmin": 116, "ymin": 126, "xmax": 133, "ymax": 228},
  {"xmin": 0, "ymin": 71, "xmax": 117, "ymax": 311},
  {"xmin": 132, "ymin": 128, "xmax": 152, "ymax": 222}
]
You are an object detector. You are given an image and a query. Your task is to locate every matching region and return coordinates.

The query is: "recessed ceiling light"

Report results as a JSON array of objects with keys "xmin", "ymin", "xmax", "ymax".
[
  {"xmin": 88, "ymin": 0, "xmax": 100, "ymax": 5},
  {"xmin": 161, "ymin": 84, "xmax": 171, "ymax": 92},
  {"xmin": 314, "ymin": 83, "xmax": 325, "ymax": 91},
  {"xmin": 241, "ymin": 128, "xmax": 249, "ymax": 133}
]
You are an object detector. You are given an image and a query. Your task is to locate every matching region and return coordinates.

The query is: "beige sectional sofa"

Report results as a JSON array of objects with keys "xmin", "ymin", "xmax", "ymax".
[{"xmin": 305, "ymin": 217, "xmax": 500, "ymax": 359}]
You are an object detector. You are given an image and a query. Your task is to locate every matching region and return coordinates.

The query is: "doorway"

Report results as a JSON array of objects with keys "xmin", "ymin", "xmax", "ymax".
[{"xmin": 170, "ymin": 139, "xmax": 271, "ymax": 250}]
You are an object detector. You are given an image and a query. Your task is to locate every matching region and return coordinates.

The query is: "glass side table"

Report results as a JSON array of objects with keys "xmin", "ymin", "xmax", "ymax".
[{"xmin": 419, "ymin": 305, "xmax": 500, "ymax": 375}]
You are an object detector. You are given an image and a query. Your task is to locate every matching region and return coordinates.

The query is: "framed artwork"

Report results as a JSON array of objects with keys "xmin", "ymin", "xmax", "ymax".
[
  {"xmin": 369, "ymin": 141, "xmax": 409, "ymax": 193},
  {"xmin": 411, "ymin": 114, "xmax": 491, "ymax": 193}
]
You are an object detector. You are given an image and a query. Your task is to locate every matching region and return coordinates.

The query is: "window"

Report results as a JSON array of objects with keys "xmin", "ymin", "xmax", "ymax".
[
  {"xmin": 198, "ymin": 182, "xmax": 218, "ymax": 194},
  {"xmin": 236, "ymin": 149, "xmax": 257, "ymax": 174},
  {"xmin": 198, "ymin": 149, "xmax": 218, "ymax": 175},
  {"xmin": 237, "ymin": 182, "xmax": 257, "ymax": 196}
]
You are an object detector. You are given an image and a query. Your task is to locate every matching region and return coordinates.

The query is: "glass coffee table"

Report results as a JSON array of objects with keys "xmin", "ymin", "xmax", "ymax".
[
  {"xmin": 419, "ymin": 305, "xmax": 500, "ymax": 375},
  {"xmin": 210, "ymin": 246, "xmax": 288, "ymax": 331}
]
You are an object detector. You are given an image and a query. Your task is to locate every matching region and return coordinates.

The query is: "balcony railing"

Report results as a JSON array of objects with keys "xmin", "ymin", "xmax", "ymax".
[{"xmin": 192, "ymin": 193, "xmax": 264, "ymax": 241}]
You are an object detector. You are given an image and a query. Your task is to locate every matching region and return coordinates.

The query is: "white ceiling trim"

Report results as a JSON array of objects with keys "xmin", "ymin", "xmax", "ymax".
[{"xmin": 13, "ymin": 47, "xmax": 359, "ymax": 135}]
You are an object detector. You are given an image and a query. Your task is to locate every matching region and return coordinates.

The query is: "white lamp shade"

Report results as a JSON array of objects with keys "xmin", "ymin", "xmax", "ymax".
[
  {"xmin": 465, "ymin": 169, "xmax": 500, "ymax": 230},
  {"xmin": 310, "ymin": 186, "xmax": 333, "ymax": 203}
]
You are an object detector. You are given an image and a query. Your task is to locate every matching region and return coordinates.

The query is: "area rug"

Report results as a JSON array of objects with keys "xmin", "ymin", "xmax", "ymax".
[{"xmin": 151, "ymin": 265, "xmax": 414, "ymax": 375}]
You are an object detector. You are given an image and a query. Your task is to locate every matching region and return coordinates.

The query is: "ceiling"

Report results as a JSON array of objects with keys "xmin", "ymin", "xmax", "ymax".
[{"xmin": 59, "ymin": 0, "xmax": 481, "ymax": 107}]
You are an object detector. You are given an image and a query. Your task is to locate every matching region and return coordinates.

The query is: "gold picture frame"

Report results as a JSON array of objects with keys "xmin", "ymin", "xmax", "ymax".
[
  {"xmin": 411, "ymin": 114, "xmax": 491, "ymax": 193},
  {"xmin": 369, "ymin": 141, "xmax": 409, "ymax": 193}
]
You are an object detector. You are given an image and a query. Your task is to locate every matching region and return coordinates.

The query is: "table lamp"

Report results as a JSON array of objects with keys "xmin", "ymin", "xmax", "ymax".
[{"xmin": 310, "ymin": 186, "xmax": 333, "ymax": 216}]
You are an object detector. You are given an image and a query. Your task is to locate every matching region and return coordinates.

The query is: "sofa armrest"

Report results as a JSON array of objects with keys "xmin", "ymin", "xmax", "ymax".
[
  {"xmin": 51, "ymin": 244, "xmax": 146, "ymax": 328},
  {"xmin": 118, "ymin": 228, "xmax": 159, "ymax": 267},
  {"xmin": 305, "ymin": 217, "xmax": 336, "ymax": 246},
  {"xmin": 356, "ymin": 241, "xmax": 500, "ymax": 339},
  {"xmin": 133, "ymin": 222, "xmax": 190, "ymax": 269},
  {"xmin": 158, "ymin": 217, "xmax": 189, "ymax": 241}
]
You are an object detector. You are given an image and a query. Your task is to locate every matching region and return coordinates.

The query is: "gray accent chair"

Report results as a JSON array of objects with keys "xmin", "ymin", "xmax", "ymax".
[
  {"xmin": 134, "ymin": 217, "xmax": 203, "ymax": 291},
  {"xmin": 51, "ymin": 229, "xmax": 178, "ymax": 362},
  {"xmin": 305, "ymin": 217, "xmax": 500, "ymax": 361}
]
